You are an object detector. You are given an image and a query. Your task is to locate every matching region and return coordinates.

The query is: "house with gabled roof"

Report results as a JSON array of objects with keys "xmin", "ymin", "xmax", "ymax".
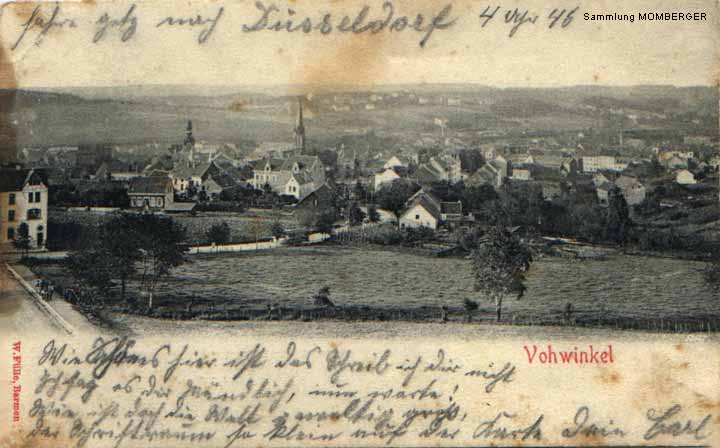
[
  {"xmin": 251, "ymin": 155, "xmax": 325, "ymax": 200},
  {"xmin": 399, "ymin": 189, "xmax": 464, "ymax": 230},
  {"xmin": 400, "ymin": 190, "xmax": 442, "ymax": 230},
  {"xmin": 169, "ymin": 161, "xmax": 223, "ymax": 194},
  {"xmin": 0, "ymin": 168, "xmax": 48, "ymax": 249},
  {"xmin": 128, "ymin": 175, "xmax": 174, "ymax": 211}
]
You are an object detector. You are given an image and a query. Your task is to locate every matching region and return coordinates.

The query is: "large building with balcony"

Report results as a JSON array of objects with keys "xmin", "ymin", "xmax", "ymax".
[{"xmin": 0, "ymin": 168, "xmax": 48, "ymax": 250}]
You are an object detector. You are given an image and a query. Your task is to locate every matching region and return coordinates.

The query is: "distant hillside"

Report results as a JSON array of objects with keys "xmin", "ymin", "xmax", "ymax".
[{"xmin": 5, "ymin": 85, "xmax": 717, "ymax": 148}]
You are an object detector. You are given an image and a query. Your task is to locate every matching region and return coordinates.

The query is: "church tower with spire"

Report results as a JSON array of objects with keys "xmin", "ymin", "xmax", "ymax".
[
  {"xmin": 184, "ymin": 120, "xmax": 196, "ymax": 163},
  {"xmin": 184, "ymin": 120, "xmax": 196, "ymax": 147},
  {"xmin": 293, "ymin": 97, "xmax": 306, "ymax": 153}
]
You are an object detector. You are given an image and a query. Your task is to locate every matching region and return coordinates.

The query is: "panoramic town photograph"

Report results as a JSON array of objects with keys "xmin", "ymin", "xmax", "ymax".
[{"xmin": 0, "ymin": 83, "xmax": 718, "ymax": 335}]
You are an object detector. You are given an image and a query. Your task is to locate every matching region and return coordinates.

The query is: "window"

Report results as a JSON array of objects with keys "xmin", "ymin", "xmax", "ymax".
[
  {"xmin": 8, "ymin": 193, "xmax": 15, "ymax": 205},
  {"xmin": 33, "ymin": 191, "xmax": 40, "ymax": 202},
  {"xmin": 8, "ymin": 210, "xmax": 15, "ymax": 221},
  {"xmin": 415, "ymin": 214, "xmax": 420, "ymax": 220},
  {"xmin": 28, "ymin": 192, "xmax": 34, "ymax": 203},
  {"xmin": 7, "ymin": 227, "xmax": 14, "ymax": 239},
  {"xmin": 27, "ymin": 208, "xmax": 42, "ymax": 220}
]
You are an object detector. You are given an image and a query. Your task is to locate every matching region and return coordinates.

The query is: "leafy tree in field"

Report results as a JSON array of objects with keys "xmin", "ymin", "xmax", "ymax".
[
  {"xmin": 66, "ymin": 245, "xmax": 115, "ymax": 303},
  {"xmin": 135, "ymin": 215, "xmax": 188, "ymax": 307},
  {"xmin": 367, "ymin": 204, "xmax": 380, "ymax": 223},
  {"xmin": 605, "ymin": 186, "xmax": 632, "ymax": 245},
  {"xmin": 348, "ymin": 201, "xmax": 365, "ymax": 226},
  {"xmin": 375, "ymin": 180, "xmax": 420, "ymax": 225},
  {"xmin": 67, "ymin": 213, "xmax": 187, "ymax": 309},
  {"xmin": 571, "ymin": 205, "xmax": 606, "ymax": 244},
  {"xmin": 247, "ymin": 216, "xmax": 266, "ymax": 245},
  {"xmin": 463, "ymin": 298, "xmax": 479, "ymax": 323},
  {"xmin": 12, "ymin": 222, "xmax": 31, "ymax": 259},
  {"xmin": 270, "ymin": 219, "xmax": 285, "ymax": 238},
  {"xmin": 471, "ymin": 226, "xmax": 532, "ymax": 322},
  {"xmin": 103, "ymin": 214, "xmax": 143, "ymax": 301},
  {"xmin": 206, "ymin": 222, "xmax": 231, "ymax": 245}
]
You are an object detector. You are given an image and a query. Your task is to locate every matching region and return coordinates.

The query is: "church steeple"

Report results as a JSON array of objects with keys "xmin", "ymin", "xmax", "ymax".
[
  {"xmin": 184, "ymin": 120, "xmax": 196, "ymax": 147},
  {"xmin": 294, "ymin": 97, "xmax": 306, "ymax": 153}
]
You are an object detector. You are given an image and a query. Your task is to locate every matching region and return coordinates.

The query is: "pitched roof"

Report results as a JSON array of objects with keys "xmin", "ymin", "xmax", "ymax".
[
  {"xmin": 404, "ymin": 192, "xmax": 442, "ymax": 221},
  {"xmin": 287, "ymin": 171, "xmax": 313, "ymax": 186},
  {"xmin": 534, "ymin": 155, "xmax": 564, "ymax": 169},
  {"xmin": 171, "ymin": 162, "xmax": 212, "ymax": 179},
  {"xmin": 297, "ymin": 183, "xmax": 336, "ymax": 206},
  {"xmin": 0, "ymin": 169, "xmax": 46, "ymax": 192},
  {"xmin": 128, "ymin": 176, "xmax": 172, "ymax": 194},
  {"xmin": 413, "ymin": 164, "xmax": 442, "ymax": 183}
]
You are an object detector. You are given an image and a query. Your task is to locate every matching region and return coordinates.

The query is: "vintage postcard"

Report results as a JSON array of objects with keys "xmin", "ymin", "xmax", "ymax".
[{"xmin": 0, "ymin": 0, "xmax": 718, "ymax": 447}]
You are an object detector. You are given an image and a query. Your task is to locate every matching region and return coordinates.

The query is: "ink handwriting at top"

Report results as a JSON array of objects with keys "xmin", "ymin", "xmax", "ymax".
[
  {"xmin": 94, "ymin": 4, "xmax": 138, "ymax": 43},
  {"xmin": 241, "ymin": 1, "xmax": 457, "ymax": 48},
  {"xmin": 10, "ymin": 4, "xmax": 77, "ymax": 51},
  {"xmin": 479, "ymin": 5, "xmax": 578, "ymax": 37},
  {"xmin": 156, "ymin": 6, "xmax": 225, "ymax": 44}
]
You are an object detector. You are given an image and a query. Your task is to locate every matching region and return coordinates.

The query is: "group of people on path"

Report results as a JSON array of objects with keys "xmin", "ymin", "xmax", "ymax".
[{"xmin": 34, "ymin": 278, "xmax": 55, "ymax": 301}]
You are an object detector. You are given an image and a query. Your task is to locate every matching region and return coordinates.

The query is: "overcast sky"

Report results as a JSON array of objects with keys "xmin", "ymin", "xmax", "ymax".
[{"xmin": 1, "ymin": 0, "xmax": 717, "ymax": 90}]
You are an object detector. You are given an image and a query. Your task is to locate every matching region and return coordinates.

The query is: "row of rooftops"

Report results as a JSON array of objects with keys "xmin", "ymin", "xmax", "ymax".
[{"xmin": 0, "ymin": 168, "xmax": 48, "ymax": 192}]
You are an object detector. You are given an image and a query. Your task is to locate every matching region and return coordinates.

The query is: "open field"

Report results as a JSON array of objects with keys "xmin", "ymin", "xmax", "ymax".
[{"xmin": 32, "ymin": 245, "xmax": 719, "ymax": 330}]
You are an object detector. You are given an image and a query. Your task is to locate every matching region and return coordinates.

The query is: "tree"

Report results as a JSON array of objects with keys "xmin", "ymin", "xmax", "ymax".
[
  {"xmin": 247, "ymin": 216, "xmax": 266, "ymax": 248},
  {"xmin": 375, "ymin": 180, "xmax": 420, "ymax": 224},
  {"xmin": 348, "ymin": 201, "xmax": 365, "ymax": 226},
  {"xmin": 269, "ymin": 219, "xmax": 285, "ymax": 239},
  {"xmin": 103, "ymin": 214, "xmax": 143, "ymax": 301},
  {"xmin": 367, "ymin": 204, "xmax": 380, "ymax": 223},
  {"xmin": 605, "ymin": 186, "xmax": 632, "ymax": 245},
  {"xmin": 12, "ymin": 222, "xmax": 31, "ymax": 259},
  {"xmin": 316, "ymin": 210, "xmax": 337, "ymax": 234},
  {"xmin": 66, "ymin": 245, "xmax": 115, "ymax": 303},
  {"xmin": 463, "ymin": 298, "xmax": 479, "ymax": 323},
  {"xmin": 135, "ymin": 214, "xmax": 188, "ymax": 308},
  {"xmin": 471, "ymin": 226, "xmax": 533, "ymax": 322},
  {"xmin": 68, "ymin": 214, "xmax": 188, "ymax": 309},
  {"xmin": 206, "ymin": 222, "xmax": 231, "ymax": 245}
]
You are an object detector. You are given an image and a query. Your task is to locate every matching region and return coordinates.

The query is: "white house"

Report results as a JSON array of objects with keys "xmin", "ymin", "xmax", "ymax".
[
  {"xmin": 675, "ymin": 169, "xmax": 696, "ymax": 185},
  {"xmin": 374, "ymin": 167, "xmax": 402, "ymax": 190},
  {"xmin": 399, "ymin": 190, "xmax": 442, "ymax": 230},
  {"xmin": 283, "ymin": 172, "xmax": 318, "ymax": 200},
  {"xmin": 0, "ymin": 168, "xmax": 48, "ymax": 250},
  {"xmin": 582, "ymin": 156, "xmax": 626, "ymax": 173}
]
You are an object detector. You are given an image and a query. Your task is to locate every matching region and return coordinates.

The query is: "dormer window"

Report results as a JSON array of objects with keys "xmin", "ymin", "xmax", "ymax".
[
  {"xmin": 293, "ymin": 163, "xmax": 300, "ymax": 173},
  {"xmin": 265, "ymin": 165, "xmax": 271, "ymax": 171}
]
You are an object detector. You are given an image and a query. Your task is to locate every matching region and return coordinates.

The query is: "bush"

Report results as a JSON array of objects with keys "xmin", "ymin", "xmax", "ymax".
[
  {"xmin": 206, "ymin": 222, "xmax": 231, "ymax": 245},
  {"xmin": 402, "ymin": 227, "xmax": 435, "ymax": 245}
]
